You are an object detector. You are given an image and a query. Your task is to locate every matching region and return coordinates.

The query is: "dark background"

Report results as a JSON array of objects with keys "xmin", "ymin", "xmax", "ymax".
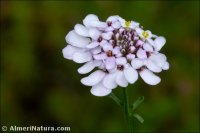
[{"xmin": 1, "ymin": 1, "xmax": 199, "ymax": 133}]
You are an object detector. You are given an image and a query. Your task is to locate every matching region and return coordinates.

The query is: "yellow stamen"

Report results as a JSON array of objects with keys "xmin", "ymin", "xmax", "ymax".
[
  {"xmin": 142, "ymin": 31, "xmax": 149, "ymax": 38},
  {"xmin": 125, "ymin": 21, "xmax": 131, "ymax": 28}
]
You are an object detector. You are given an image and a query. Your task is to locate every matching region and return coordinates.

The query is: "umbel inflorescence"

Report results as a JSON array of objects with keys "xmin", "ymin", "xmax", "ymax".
[{"xmin": 63, "ymin": 14, "xmax": 169, "ymax": 96}]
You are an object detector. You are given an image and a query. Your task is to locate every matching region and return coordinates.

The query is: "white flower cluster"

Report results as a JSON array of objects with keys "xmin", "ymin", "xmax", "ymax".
[{"xmin": 63, "ymin": 14, "xmax": 169, "ymax": 96}]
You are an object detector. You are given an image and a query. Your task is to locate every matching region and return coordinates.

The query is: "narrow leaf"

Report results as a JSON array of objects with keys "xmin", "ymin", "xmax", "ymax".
[
  {"xmin": 108, "ymin": 92, "xmax": 123, "ymax": 107},
  {"xmin": 133, "ymin": 113, "xmax": 144, "ymax": 123},
  {"xmin": 132, "ymin": 96, "xmax": 144, "ymax": 111}
]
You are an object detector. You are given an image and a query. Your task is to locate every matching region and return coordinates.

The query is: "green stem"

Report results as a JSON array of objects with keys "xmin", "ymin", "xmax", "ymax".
[{"xmin": 123, "ymin": 88, "xmax": 133, "ymax": 133}]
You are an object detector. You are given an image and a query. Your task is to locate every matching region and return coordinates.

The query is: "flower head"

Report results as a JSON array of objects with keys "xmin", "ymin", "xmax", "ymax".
[{"xmin": 63, "ymin": 14, "xmax": 169, "ymax": 97}]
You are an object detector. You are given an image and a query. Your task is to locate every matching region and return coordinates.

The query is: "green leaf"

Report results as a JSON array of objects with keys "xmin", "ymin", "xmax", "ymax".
[
  {"xmin": 132, "ymin": 96, "xmax": 144, "ymax": 111},
  {"xmin": 133, "ymin": 113, "xmax": 144, "ymax": 123},
  {"xmin": 108, "ymin": 93, "xmax": 123, "ymax": 107}
]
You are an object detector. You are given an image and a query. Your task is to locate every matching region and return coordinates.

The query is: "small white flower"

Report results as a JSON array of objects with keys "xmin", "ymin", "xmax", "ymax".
[
  {"xmin": 118, "ymin": 17, "xmax": 139, "ymax": 29},
  {"xmin": 136, "ymin": 28, "xmax": 152, "ymax": 39},
  {"xmin": 63, "ymin": 14, "xmax": 169, "ymax": 96},
  {"xmin": 106, "ymin": 15, "xmax": 121, "ymax": 31}
]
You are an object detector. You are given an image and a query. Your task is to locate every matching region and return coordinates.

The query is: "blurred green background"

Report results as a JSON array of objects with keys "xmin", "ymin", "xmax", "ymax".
[{"xmin": 0, "ymin": 1, "xmax": 199, "ymax": 133}]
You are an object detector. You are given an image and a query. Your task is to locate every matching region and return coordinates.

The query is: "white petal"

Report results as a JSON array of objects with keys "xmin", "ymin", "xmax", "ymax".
[
  {"xmin": 93, "ymin": 53, "xmax": 107, "ymax": 60},
  {"xmin": 100, "ymin": 40, "xmax": 107, "ymax": 46},
  {"xmin": 116, "ymin": 57, "xmax": 127, "ymax": 65},
  {"xmin": 90, "ymin": 83, "xmax": 112, "ymax": 97},
  {"xmin": 136, "ymin": 40, "xmax": 144, "ymax": 47},
  {"xmin": 143, "ymin": 43, "xmax": 153, "ymax": 52},
  {"xmin": 116, "ymin": 53, "xmax": 123, "ymax": 58},
  {"xmin": 113, "ymin": 46, "xmax": 120, "ymax": 55},
  {"xmin": 89, "ymin": 28, "xmax": 101, "ymax": 40},
  {"xmin": 62, "ymin": 45, "xmax": 82, "ymax": 60},
  {"xmin": 137, "ymin": 48, "xmax": 147, "ymax": 59},
  {"xmin": 118, "ymin": 17, "xmax": 126, "ymax": 27},
  {"xmin": 154, "ymin": 36, "xmax": 166, "ymax": 51},
  {"xmin": 150, "ymin": 53, "xmax": 167, "ymax": 67},
  {"xmin": 93, "ymin": 60, "xmax": 102, "ymax": 66},
  {"xmin": 90, "ymin": 20, "xmax": 107, "ymax": 28},
  {"xmin": 65, "ymin": 30, "xmax": 90, "ymax": 48},
  {"xmin": 118, "ymin": 17, "xmax": 125, "ymax": 23},
  {"xmin": 135, "ymin": 27, "xmax": 143, "ymax": 34},
  {"xmin": 102, "ymin": 32, "xmax": 113, "ymax": 40},
  {"xmin": 98, "ymin": 63, "xmax": 106, "ymax": 69},
  {"xmin": 124, "ymin": 66, "xmax": 138, "ymax": 84},
  {"xmin": 131, "ymin": 58, "xmax": 144, "ymax": 69},
  {"xmin": 162, "ymin": 61, "xmax": 169, "ymax": 70},
  {"xmin": 86, "ymin": 41, "xmax": 99, "ymax": 49},
  {"xmin": 106, "ymin": 15, "xmax": 119, "ymax": 22},
  {"xmin": 102, "ymin": 72, "xmax": 118, "ymax": 89},
  {"xmin": 78, "ymin": 61, "xmax": 95, "ymax": 74},
  {"xmin": 132, "ymin": 21, "xmax": 139, "ymax": 27},
  {"xmin": 112, "ymin": 21, "xmax": 121, "ymax": 29},
  {"xmin": 146, "ymin": 60, "xmax": 162, "ymax": 73},
  {"xmin": 107, "ymin": 66, "xmax": 117, "ymax": 73},
  {"xmin": 102, "ymin": 43, "xmax": 113, "ymax": 52},
  {"xmin": 81, "ymin": 70, "xmax": 106, "ymax": 86},
  {"xmin": 115, "ymin": 71, "xmax": 128, "ymax": 87},
  {"xmin": 126, "ymin": 54, "xmax": 135, "ymax": 60},
  {"xmin": 73, "ymin": 51, "xmax": 92, "ymax": 63},
  {"xmin": 91, "ymin": 46, "xmax": 102, "ymax": 54},
  {"xmin": 147, "ymin": 38, "xmax": 155, "ymax": 46},
  {"xmin": 105, "ymin": 27, "xmax": 114, "ymax": 32},
  {"xmin": 152, "ymin": 34, "xmax": 158, "ymax": 38},
  {"xmin": 83, "ymin": 14, "xmax": 99, "ymax": 27},
  {"xmin": 129, "ymin": 21, "xmax": 138, "ymax": 29},
  {"xmin": 139, "ymin": 69, "xmax": 161, "ymax": 85},
  {"xmin": 124, "ymin": 63, "xmax": 130, "ymax": 69},
  {"xmin": 106, "ymin": 57, "xmax": 116, "ymax": 70},
  {"xmin": 74, "ymin": 24, "xmax": 89, "ymax": 37}
]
